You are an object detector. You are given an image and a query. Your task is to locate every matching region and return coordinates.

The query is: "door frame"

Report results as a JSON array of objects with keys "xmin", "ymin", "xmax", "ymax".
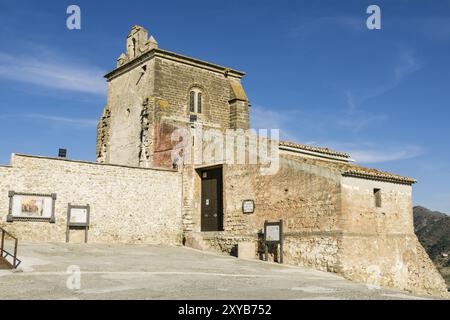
[{"xmin": 197, "ymin": 165, "xmax": 224, "ymax": 232}]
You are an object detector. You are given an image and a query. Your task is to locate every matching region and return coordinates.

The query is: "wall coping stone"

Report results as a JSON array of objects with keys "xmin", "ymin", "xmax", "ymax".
[{"xmin": 9, "ymin": 153, "xmax": 178, "ymax": 173}]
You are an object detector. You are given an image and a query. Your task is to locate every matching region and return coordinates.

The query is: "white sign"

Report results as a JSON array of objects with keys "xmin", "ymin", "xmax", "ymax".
[
  {"xmin": 242, "ymin": 200, "xmax": 255, "ymax": 214},
  {"xmin": 70, "ymin": 208, "xmax": 88, "ymax": 224},
  {"xmin": 265, "ymin": 225, "xmax": 280, "ymax": 242}
]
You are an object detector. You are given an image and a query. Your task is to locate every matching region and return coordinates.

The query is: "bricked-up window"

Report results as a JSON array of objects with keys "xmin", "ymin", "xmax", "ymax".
[
  {"xmin": 189, "ymin": 91, "xmax": 195, "ymax": 113},
  {"xmin": 374, "ymin": 188, "xmax": 382, "ymax": 208},
  {"xmin": 189, "ymin": 88, "xmax": 203, "ymax": 114}
]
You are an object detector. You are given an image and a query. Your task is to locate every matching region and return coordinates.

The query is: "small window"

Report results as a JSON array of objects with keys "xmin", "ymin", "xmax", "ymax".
[
  {"xmin": 374, "ymin": 188, "xmax": 382, "ymax": 208},
  {"xmin": 189, "ymin": 91, "xmax": 195, "ymax": 113},
  {"xmin": 189, "ymin": 88, "xmax": 203, "ymax": 114},
  {"xmin": 197, "ymin": 92, "xmax": 202, "ymax": 114}
]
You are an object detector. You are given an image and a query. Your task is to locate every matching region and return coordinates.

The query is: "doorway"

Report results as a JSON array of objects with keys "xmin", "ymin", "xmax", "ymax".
[{"xmin": 200, "ymin": 167, "xmax": 223, "ymax": 232}]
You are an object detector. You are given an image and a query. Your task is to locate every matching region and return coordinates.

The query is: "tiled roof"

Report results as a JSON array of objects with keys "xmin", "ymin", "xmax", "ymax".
[
  {"xmin": 342, "ymin": 166, "xmax": 417, "ymax": 185},
  {"xmin": 279, "ymin": 141, "xmax": 350, "ymax": 158},
  {"xmin": 281, "ymin": 154, "xmax": 417, "ymax": 185}
]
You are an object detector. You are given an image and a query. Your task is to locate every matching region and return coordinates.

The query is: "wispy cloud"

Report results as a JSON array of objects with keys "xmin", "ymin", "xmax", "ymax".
[
  {"xmin": 363, "ymin": 48, "xmax": 421, "ymax": 103},
  {"xmin": 251, "ymin": 105, "xmax": 315, "ymax": 142},
  {"xmin": 251, "ymin": 106, "xmax": 286, "ymax": 130},
  {"xmin": 318, "ymin": 141, "xmax": 425, "ymax": 164},
  {"xmin": 337, "ymin": 90, "xmax": 388, "ymax": 132},
  {"xmin": 0, "ymin": 113, "xmax": 97, "ymax": 127},
  {"xmin": 337, "ymin": 48, "xmax": 421, "ymax": 132},
  {"xmin": 0, "ymin": 49, "xmax": 106, "ymax": 95},
  {"xmin": 349, "ymin": 145, "xmax": 425, "ymax": 163},
  {"xmin": 289, "ymin": 16, "xmax": 365, "ymax": 40}
]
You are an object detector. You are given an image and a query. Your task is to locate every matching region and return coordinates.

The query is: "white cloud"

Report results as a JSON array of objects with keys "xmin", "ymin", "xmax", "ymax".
[
  {"xmin": 348, "ymin": 145, "xmax": 425, "ymax": 163},
  {"xmin": 251, "ymin": 106, "xmax": 285, "ymax": 130},
  {"xmin": 250, "ymin": 105, "xmax": 305, "ymax": 142},
  {"xmin": 309, "ymin": 140, "xmax": 425, "ymax": 164},
  {"xmin": 337, "ymin": 49, "xmax": 420, "ymax": 133},
  {"xmin": 0, "ymin": 113, "xmax": 97, "ymax": 127},
  {"xmin": 289, "ymin": 16, "xmax": 365, "ymax": 40},
  {"xmin": 0, "ymin": 51, "xmax": 106, "ymax": 95},
  {"xmin": 360, "ymin": 48, "xmax": 421, "ymax": 103}
]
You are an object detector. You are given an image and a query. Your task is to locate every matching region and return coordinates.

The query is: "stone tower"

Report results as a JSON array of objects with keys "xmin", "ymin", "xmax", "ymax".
[{"xmin": 96, "ymin": 25, "xmax": 249, "ymax": 168}]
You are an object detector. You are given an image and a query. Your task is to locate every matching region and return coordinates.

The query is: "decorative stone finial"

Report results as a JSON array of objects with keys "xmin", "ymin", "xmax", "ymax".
[{"xmin": 116, "ymin": 25, "xmax": 158, "ymax": 68}]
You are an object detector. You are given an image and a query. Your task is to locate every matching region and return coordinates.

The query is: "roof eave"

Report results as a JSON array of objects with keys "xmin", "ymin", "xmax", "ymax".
[
  {"xmin": 342, "ymin": 172, "xmax": 417, "ymax": 185},
  {"xmin": 104, "ymin": 48, "xmax": 246, "ymax": 81}
]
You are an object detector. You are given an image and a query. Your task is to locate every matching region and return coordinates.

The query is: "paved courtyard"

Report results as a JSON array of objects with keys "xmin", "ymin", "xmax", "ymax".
[{"xmin": 0, "ymin": 243, "xmax": 440, "ymax": 300}]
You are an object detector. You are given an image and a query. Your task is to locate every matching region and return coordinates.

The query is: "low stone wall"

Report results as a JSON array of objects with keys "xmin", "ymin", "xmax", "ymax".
[
  {"xmin": 186, "ymin": 231, "xmax": 341, "ymax": 272},
  {"xmin": 283, "ymin": 232, "xmax": 341, "ymax": 273},
  {"xmin": 0, "ymin": 154, "xmax": 183, "ymax": 245}
]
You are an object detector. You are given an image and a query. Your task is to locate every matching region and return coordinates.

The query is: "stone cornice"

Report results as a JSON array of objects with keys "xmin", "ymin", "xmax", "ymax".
[{"xmin": 105, "ymin": 48, "xmax": 246, "ymax": 81}]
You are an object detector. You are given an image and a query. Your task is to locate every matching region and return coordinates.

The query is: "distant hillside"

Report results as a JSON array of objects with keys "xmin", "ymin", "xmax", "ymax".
[
  {"xmin": 413, "ymin": 206, "xmax": 450, "ymax": 289},
  {"xmin": 413, "ymin": 206, "xmax": 447, "ymax": 231}
]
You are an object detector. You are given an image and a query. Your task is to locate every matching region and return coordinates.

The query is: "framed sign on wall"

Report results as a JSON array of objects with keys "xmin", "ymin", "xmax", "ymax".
[
  {"xmin": 7, "ymin": 191, "xmax": 56, "ymax": 223},
  {"xmin": 242, "ymin": 200, "xmax": 255, "ymax": 214}
]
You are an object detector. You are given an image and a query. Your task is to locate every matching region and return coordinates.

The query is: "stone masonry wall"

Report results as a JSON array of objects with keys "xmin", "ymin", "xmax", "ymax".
[
  {"xmin": 99, "ymin": 52, "xmax": 249, "ymax": 169},
  {"xmin": 104, "ymin": 59, "xmax": 156, "ymax": 167},
  {"xmin": 153, "ymin": 57, "xmax": 239, "ymax": 130},
  {"xmin": 185, "ymin": 155, "xmax": 344, "ymax": 273},
  {"xmin": 0, "ymin": 154, "xmax": 183, "ymax": 245},
  {"xmin": 340, "ymin": 176, "xmax": 448, "ymax": 296},
  {"xmin": 185, "ymin": 154, "xmax": 447, "ymax": 295}
]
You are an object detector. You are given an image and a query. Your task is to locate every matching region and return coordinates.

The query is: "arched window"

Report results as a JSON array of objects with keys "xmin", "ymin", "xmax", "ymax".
[
  {"xmin": 189, "ymin": 88, "xmax": 203, "ymax": 114},
  {"xmin": 189, "ymin": 91, "xmax": 195, "ymax": 113},
  {"xmin": 197, "ymin": 92, "xmax": 202, "ymax": 114}
]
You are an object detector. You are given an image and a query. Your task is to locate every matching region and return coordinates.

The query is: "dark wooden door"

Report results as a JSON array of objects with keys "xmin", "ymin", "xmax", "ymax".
[{"xmin": 201, "ymin": 168, "xmax": 223, "ymax": 231}]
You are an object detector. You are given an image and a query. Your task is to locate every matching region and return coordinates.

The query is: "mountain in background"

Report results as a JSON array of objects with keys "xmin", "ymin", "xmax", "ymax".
[{"xmin": 413, "ymin": 206, "xmax": 450, "ymax": 289}]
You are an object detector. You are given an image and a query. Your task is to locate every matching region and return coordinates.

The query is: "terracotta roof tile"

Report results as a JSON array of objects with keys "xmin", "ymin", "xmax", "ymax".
[
  {"xmin": 279, "ymin": 141, "xmax": 350, "ymax": 158},
  {"xmin": 342, "ymin": 166, "xmax": 417, "ymax": 185},
  {"xmin": 281, "ymin": 154, "xmax": 416, "ymax": 185}
]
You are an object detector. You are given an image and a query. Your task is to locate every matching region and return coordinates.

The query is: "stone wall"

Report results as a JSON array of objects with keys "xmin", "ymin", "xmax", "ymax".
[
  {"xmin": 101, "ymin": 58, "xmax": 156, "ymax": 166},
  {"xmin": 184, "ymin": 155, "xmax": 344, "ymax": 273},
  {"xmin": 98, "ymin": 47, "xmax": 249, "ymax": 169},
  {"xmin": 340, "ymin": 176, "xmax": 447, "ymax": 296},
  {"xmin": 0, "ymin": 154, "xmax": 183, "ymax": 245},
  {"xmin": 183, "ymin": 154, "xmax": 447, "ymax": 296}
]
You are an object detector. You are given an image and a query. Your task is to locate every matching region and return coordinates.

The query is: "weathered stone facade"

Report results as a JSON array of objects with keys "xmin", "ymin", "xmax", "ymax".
[
  {"xmin": 92, "ymin": 25, "xmax": 447, "ymax": 296},
  {"xmin": 0, "ymin": 154, "xmax": 182, "ymax": 244},
  {"xmin": 97, "ymin": 25, "xmax": 249, "ymax": 169},
  {"xmin": 0, "ymin": 25, "xmax": 446, "ymax": 297}
]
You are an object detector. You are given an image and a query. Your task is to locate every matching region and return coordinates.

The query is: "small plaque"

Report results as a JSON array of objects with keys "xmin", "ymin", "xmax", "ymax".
[{"xmin": 242, "ymin": 200, "xmax": 255, "ymax": 214}]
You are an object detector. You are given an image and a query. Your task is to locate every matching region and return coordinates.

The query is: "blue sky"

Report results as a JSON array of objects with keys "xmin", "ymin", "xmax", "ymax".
[{"xmin": 0, "ymin": 0, "xmax": 449, "ymax": 213}]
